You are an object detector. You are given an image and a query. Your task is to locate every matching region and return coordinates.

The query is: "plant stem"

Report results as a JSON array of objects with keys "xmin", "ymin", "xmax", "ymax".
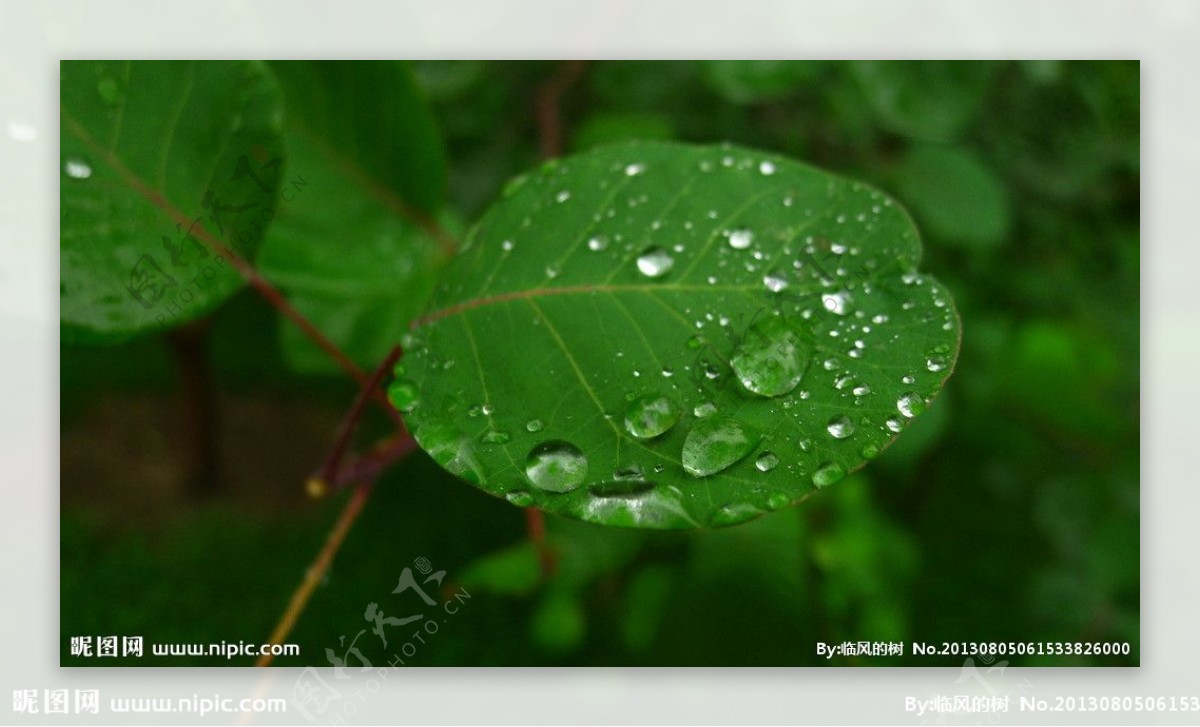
[
  {"xmin": 524, "ymin": 507, "xmax": 557, "ymax": 576},
  {"xmin": 254, "ymin": 478, "xmax": 375, "ymax": 667},
  {"xmin": 535, "ymin": 60, "xmax": 590, "ymax": 158},
  {"xmin": 310, "ymin": 346, "xmax": 405, "ymax": 497}
]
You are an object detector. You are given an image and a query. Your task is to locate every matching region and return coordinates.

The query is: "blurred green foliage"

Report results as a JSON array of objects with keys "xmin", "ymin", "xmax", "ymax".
[{"xmin": 61, "ymin": 60, "xmax": 1138, "ymax": 666}]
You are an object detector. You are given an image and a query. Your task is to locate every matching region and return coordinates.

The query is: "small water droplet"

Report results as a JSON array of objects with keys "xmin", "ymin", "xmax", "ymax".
[
  {"xmin": 896, "ymin": 392, "xmax": 925, "ymax": 418},
  {"xmin": 728, "ymin": 228, "xmax": 754, "ymax": 250},
  {"xmin": 587, "ymin": 234, "xmax": 609, "ymax": 251},
  {"xmin": 624, "ymin": 163, "xmax": 645, "ymax": 176},
  {"xmin": 926, "ymin": 355, "xmax": 948, "ymax": 372},
  {"xmin": 525, "ymin": 441, "xmax": 588, "ymax": 493},
  {"xmin": 711, "ymin": 502, "xmax": 764, "ymax": 527},
  {"xmin": 730, "ymin": 316, "xmax": 810, "ymax": 398},
  {"xmin": 526, "ymin": 419, "xmax": 544, "ymax": 433},
  {"xmin": 826, "ymin": 414, "xmax": 855, "ymax": 439},
  {"xmin": 479, "ymin": 430, "xmax": 510, "ymax": 445},
  {"xmin": 501, "ymin": 239, "xmax": 514, "ymax": 251},
  {"xmin": 693, "ymin": 401, "xmax": 716, "ymax": 418},
  {"xmin": 481, "ymin": 403, "xmax": 494, "ymax": 416},
  {"xmin": 798, "ymin": 437, "xmax": 813, "ymax": 453},
  {"xmin": 387, "ymin": 379, "xmax": 419, "ymax": 413},
  {"xmin": 687, "ymin": 335, "xmax": 705, "ymax": 350},
  {"xmin": 860, "ymin": 443, "xmax": 880, "ymax": 459},
  {"xmin": 555, "ymin": 190, "xmax": 571, "ymax": 203},
  {"xmin": 758, "ymin": 160, "xmax": 776, "ymax": 176},
  {"xmin": 506, "ymin": 490, "xmax": 535, "ymax": 507},
  {"xmin": 755, "ymin": 451, "xmax": 779, "ymax": 472},
  {"xmin": 97, "ymin": 76, "xmax": 122, "ymax": 106},
  {"xmin": 821, "ymin": 291, "xmax": 851, "ymax": 315},
  {"xmin": 763, "ymin": 271, "xmax": 789, "ymax": 293},
  {"xmin": 885, "ymin": 416, "xmax": 903, "ymax": 433},
  {"xmin": 812, "ymin": 461, "xmax": 846, "ymax": 489},
  {"xmin": 63, "ymin": 155, "xmax": 92, "ymax": 179},
  {"xmin": 624, "ymin": 394, "xmax": 681, "ymax": 440},
  {"xmin": 681, "ymin": 416, "xmax": 759, "ymax": 477},
  {"xmin": 636, "ymin": 246, "xmax": 674, "ymax": 278},
  {"xmin": 544, "ymin": 264, "xmax": 560, "ymax": 279},
  {"xmin": 767, "ymin": 491, "xmax": 791, "ymax": 510}
]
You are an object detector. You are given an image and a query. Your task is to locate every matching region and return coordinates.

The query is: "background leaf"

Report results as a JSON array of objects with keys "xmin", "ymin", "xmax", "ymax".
[
  {"xmin": 397, "ymin": 141, "xmax": 960, "ymax": 529},
  {"xmin": 256, "ymin": 61, "xmax": 452, "ymax": 374},
  {"xmin": 60, "ymin": 60, "xmax": 285, "ymax": 342}
]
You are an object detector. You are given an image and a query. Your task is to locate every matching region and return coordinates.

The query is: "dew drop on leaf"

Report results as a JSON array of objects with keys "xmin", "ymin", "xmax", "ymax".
[
  {"xmin": 479, "ymin": 430, "xmax": 510, "ymax": 445},
  {"xmin": 63, "ymin": 156, "xmax": 92, "ymax": 179},
  {"xmin": 506, "ymin": 490, "xmax": 535, "ymax": 507},
  {"xmin": 710, "ymin": 502, "xmax": 764, "ymax": 527},
  {"xmin": 681, "ymin": 416, "xmax": 759, "ymax": 477},
  {"xmin": 826, "ymin": 414, "xmax": 855, "ymax": 439},
  {"xmin": 730, "ymin": 316, "xmax": 809, "ymax": 397},
  {"xmin": 896, "ymin": 392, "xmax": 925, "ymax": 418},
  {"xmin": 387, "ymin": 379, "xmax": 420, "ymax": 413},
  {"xmin": 755, "ymin": 451, "xmax": 779, "ymax": 472},
  {"xmin": 766, "ymin": 491, "xmax": 792, "ymax": 510},
  {"xmin": 587, "ymin": 235, "xmax": 609, "ymax": 251},
  {"xmin": 525, "ymin": 419, "xmax": 544, "ymax": 433},
  {"xmin": 812, "ymin": 461, "xmax": 846, "ymax": 489},
  {"xmin": 636, "ymin": 246, "xmax": 674, "ymax": 278},
  {"xmin": 624, "ymin": 394, "xmax": 681, "ymax": 439},
  {"xmin": 728, "ymin": 228, "xmax": 754, "ymax": 249},
  {"xmin": 525, "ymin": 441, "xmax": 588, "ymax": 493},
  {"xmin": 885, "ymin": 416, "xmax": 903, "ymax": 433},
  {"xmin": 693, "ymin": 401, "xmax": 716, "ymax": 418}
]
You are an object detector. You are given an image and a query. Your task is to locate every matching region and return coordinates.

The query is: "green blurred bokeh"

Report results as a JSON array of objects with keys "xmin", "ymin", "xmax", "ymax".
[{"xmin": 61, "ymin": 60, "xmax": 1139, "ymax": 666}]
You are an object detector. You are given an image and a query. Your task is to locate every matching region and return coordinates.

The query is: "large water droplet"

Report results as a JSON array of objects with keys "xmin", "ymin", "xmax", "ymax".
[
  {"xmin": 681, "ymin": 416, "xmax": 759, "ymax": 477},
  {"xmin": 636, "ymin": 246, "xmax": 674, "ymax": 278},
  {"xmin": 624, "ymin": 394, "xmax": 681, "ymax": 440},
  {"xmin": 826, "ymin": 414, "xmax": 855, "ymax": 439},
  {"xmin": 63, "ymin": 156, "xmax": 92, "ymax": 179},
  {"xmin": 896, "ymin": 392, "xmax": 925, "ymax": 418},
  {"xmin": 730, "ymin": 316, "xmax": 809, "ymax": 397},
  {"xmin": 525, "ymin": 441, "xmax": 588, "ymax": 493},
  {"xmin": 755, "ymin": 451, "xmax": 779, "ymax": 472},
  {"xmin": 387, "ymin": 378, "xmax": 419, "ymax": 413},
  {"xmin": 728, "ymin": 228, "xmax": 754, "ymax": 250},
  {"xmin": 812, "ymin": 461, "xmax": 846, "ymax": 489}
]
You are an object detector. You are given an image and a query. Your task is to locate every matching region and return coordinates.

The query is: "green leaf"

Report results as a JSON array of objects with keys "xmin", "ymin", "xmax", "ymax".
[
  {"xmin": 398, "ymin": 141, "xmax": 959, "ymax": 529},
  {"xmin": 892, "ymin": 144, "xmax": 1010, "ymax": 251},
  {"xmin": 257, "ymin": 61, "xmax": 452, "ymax": 374},
  {"xmin": 850, "ymin": 61, "xmax": 997, "ymax": 141},
  {"xmin": 60, "ymin": 60, "xmax": 285, "ymax": 342}
]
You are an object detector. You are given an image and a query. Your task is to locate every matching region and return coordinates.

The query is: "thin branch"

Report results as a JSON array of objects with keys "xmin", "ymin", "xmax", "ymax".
[
  {"xmin": 534, "ymin": 60, "xmax": 590, "ymax": 159},
  {"xmin": 308, "ymin": 346, "xmax": 404, "ymax": 497},
  {"xmin": 254, "ymin": 479, "xmax": 375, "ymax": 667}
]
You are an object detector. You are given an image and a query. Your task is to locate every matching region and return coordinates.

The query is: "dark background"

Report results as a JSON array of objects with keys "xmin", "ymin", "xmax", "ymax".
[{"xmin": 61, "ymin": 60, "xmax": 1139, "ymax": 666}]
